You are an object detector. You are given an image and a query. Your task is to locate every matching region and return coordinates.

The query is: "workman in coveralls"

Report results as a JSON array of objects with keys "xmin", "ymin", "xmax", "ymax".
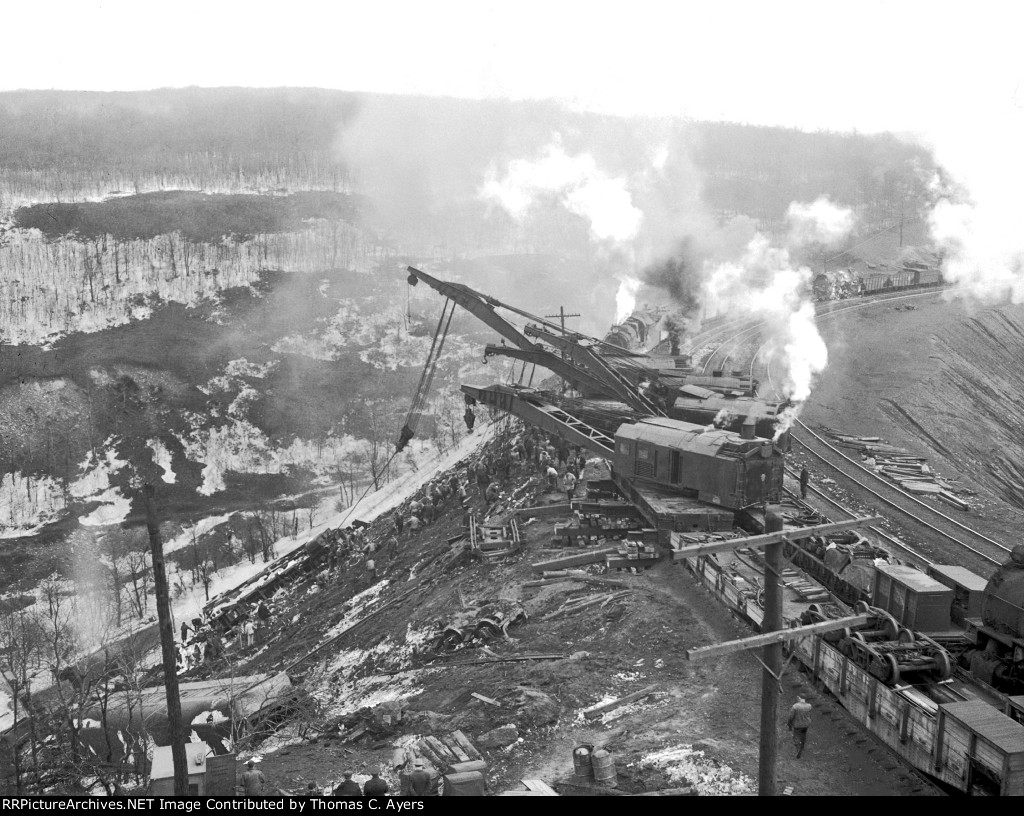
[{"xmin": 787, "ymin": 696, "xmax": 813, "ymax": 759}]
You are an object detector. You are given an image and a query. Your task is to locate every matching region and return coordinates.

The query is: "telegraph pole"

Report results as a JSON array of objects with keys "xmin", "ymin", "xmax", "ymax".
[
  {"xmin": 543, "ymin": 306, "xmax": 581, "ymax": 338},
  {"xmin": 681, "ymin": 514, "xmax": 881, "ymax": 796},
  {"xmin": 143, "ymin": 483, "xmax": 189, "ymax": 795},
  {"xmin": 758, "ymin": 508, "xmax": 785, "ymax": 796},
  {"xmin": 544, "ymin": 307, "xmax": 581, "ymax": 391}
]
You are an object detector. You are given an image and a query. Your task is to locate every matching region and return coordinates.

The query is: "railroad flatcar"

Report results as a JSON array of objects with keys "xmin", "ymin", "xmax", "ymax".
[{"xmin": 612, "ymin": 417, "xmax": 784, "ymax": 510}]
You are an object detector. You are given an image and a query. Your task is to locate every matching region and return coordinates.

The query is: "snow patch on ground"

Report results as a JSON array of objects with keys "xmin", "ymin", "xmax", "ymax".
[
  {"xmin": 639, "ymin": 745, "xmax": 754, "ymax": 795},
  {"xmin": 147, "ymin": 438, "xmax": 177, "ymax": 484},
  {"xmin": 79, "ymin": 491, "xmax": 132, "ymax": 527},
  {"xmin": 70, "ymin": 443, "xmax": 131, "ymax": 527},
  {"xmin": 317, "ymin": 670, "xmax": 427, "ymax": 719},
  {"xmin": 163, "ymin": 513, "xmax": 233, "ymax": 556},
  {"xmin": 0, "ymin": 683, "xmax": 16, "ymax": 732}
]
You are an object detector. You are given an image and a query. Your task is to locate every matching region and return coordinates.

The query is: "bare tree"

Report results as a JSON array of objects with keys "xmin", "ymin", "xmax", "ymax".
[
  {"xmin": 306, "ymin": 493, "xmax": 322, "ymax": 531},
  {"xmin": 0, "ymin": 608, "xmax": 44, "ymax": 792}
]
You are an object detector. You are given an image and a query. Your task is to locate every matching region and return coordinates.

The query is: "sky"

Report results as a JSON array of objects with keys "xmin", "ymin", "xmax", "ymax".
[{"xmin": 5, "ymin": 0, "xmax": 1022, "ymax": 136}]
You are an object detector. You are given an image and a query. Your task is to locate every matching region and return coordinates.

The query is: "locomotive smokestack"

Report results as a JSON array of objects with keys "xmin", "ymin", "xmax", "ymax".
[{"xmin": 741, "ymin": 416, "xmax": 756, "ymax": 440}]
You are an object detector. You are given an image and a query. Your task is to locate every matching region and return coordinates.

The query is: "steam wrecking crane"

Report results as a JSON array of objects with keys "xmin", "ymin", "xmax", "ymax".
[
  {"xmin": 399, "ymin": 266, "xmax": 786, "ymax": 449},
  {"xmin": 462, "ymin": 382, "xmax": 785, "ymax": 531},
  {"xmin": 397, "ymin": 266, "xmax": 664, "ymax": 451}
]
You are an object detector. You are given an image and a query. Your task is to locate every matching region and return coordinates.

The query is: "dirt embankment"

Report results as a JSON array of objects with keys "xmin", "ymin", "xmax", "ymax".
[{"xmin": 804, "ymin": 293, "xmax": 1024, "ymax": 547}]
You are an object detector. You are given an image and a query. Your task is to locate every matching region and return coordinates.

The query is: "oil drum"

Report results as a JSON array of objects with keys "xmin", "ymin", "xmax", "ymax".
[
  {"xmin": 591, "ymin": 749, "xmax": 617, "ymax": 788},
  {"xmin": 573, "ymin": 745, "xmax": 594, "ymax": 781}
]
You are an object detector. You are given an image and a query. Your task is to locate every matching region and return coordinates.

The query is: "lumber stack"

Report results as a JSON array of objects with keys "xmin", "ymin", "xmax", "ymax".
[
  {"xmin": 822, "ymin": 428, "xmax": 971, "ymax": 511},
  {"xmin": 416, "ymin": 730, "xmax": 485, "ymax": 771}
]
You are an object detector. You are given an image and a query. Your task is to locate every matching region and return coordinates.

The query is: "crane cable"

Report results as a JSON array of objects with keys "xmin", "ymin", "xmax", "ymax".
[{"xmin": 397, "ymin": 297, "xmax": 455, "ymax": 450}]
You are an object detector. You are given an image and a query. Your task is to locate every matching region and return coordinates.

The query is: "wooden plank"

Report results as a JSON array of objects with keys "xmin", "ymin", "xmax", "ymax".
[
  {"xmin": 424, "ymin": 736, "xmax": 459, "ymax": 764},
  {"xmin": 532, "ymin": 547, "xmax": 620, "ymax": 573},
  {"xmin": 685, "ymin": 613, "xmax": 871, "ymax": 660},
  {"xmin": 514, "ymin": 503, "xmax": 572, "ymax": 519},
  {"xmin": 440, "ymin": 734, "xmax": 471, "ymax": 763},
  {"xmin": 471, "ymin": 692, "xmax": 500, "ymax": 706},
  {"xmin": 582, "ymin": 685, "xmax": 659, "ymax": 720},
  {"xmin": 633, "ymin": 787, "xmax": 696, "ymax": 796},
  {"xmin": 416, "ymin": 741, "xmax": 447, "ymax": 769},
  {"xmin": 522, "ymin": 779, "xmax": 559, "ymax": 796},
  {"xmin": 451, "ymin": 730, "xmax": 484, "ymax": 762},
  {"xmin": 670, "ymin": 516, "xmax": 881, "ymax": 559}
]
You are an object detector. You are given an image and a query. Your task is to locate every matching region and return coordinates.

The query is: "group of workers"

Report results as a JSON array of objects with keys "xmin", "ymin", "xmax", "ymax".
[
  {"xmin": 239, "ymin": 758, "xmax": 436, "ymax": 797},
  {"xmin": 176, "ymin": 598, "xmax": 274, "ymax": 673}
]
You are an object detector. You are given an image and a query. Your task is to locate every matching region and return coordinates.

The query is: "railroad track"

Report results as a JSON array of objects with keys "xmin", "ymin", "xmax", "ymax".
[
  {"xmin": 694, "ymin": 288, "xmax": 947, "ymax": 383},
  {"xmin": 745, "ymin": 292, "xmax": 1010, "ymax": 575},
  {"xmin": 672, "ymin": 287, "xmax": 1008, "ymax": 574}
]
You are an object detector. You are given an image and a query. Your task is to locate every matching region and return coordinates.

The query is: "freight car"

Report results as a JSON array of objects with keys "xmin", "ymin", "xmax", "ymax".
[
  {"xmin": 859, "ymin": 266, "xmax": 943, "ymax": 294},
  {"xmin": 685, "ymin": 521, "xmax": 1024, "ymax": 795}
]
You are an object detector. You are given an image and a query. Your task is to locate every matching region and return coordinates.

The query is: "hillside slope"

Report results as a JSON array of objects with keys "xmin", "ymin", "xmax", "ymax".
[
  {"xmin": 803, "ymin": 292, "xmax": 1024, "ymax": 544},
  {"xmin": 180, "ymin": 420, "xmax": 925, "ymax": 797}
]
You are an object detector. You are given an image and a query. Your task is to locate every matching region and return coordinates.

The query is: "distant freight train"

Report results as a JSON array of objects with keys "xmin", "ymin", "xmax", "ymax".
[{"xmin": 812, "ymin": 263, "xmax": 943, "ymax": 302}]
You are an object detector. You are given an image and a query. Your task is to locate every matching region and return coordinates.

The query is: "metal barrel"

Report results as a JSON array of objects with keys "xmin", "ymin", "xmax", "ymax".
[
  {"xmin": 573, "ymin": 745, "xmax": 593, "ymax": 780},
  {"xmin": 591, "ymin": 749, "xmax": 617, "ymax": 787}
]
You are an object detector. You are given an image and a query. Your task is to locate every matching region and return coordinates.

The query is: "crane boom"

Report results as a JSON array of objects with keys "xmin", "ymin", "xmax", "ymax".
[
  {"xmin": 406, "ymin": 266, "xmax": 648, "ymax": 357},
  {"xmin": 482, "ymin": 344, "xmax": 622, "ymax": 399},
  {"xmin": 406, "ymin": 266, "xmax": 537, "ymax": 351},
  {"xmin": 461, "ymin": 383, "xmax": 616, "ymax": 456},
  {"xmin": 524, "ymin": 325, "xmax": 666, "ymax": 416}
]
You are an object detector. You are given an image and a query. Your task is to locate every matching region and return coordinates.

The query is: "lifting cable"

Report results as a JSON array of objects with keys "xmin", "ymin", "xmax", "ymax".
[{"xmin": 396, "ymin": 297, "xmax": 455, "ymax": 451}]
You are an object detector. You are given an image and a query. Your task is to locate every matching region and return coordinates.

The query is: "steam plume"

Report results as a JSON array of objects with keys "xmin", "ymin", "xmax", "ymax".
[{"xmin": 480, "ymin": 136, "xmax": 643, "ymax": 243}]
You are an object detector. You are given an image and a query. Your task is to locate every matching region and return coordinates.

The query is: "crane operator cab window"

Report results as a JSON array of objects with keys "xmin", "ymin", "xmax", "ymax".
[{"xmin": 635, "ymin": 444, "xmax": 655, "ymax": 479}]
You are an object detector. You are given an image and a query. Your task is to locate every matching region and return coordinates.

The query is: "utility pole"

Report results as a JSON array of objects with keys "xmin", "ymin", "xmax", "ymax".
[
  {"xmin": 758, "ymin": 508, "xmax": 784, "ymax": 796},
  {"xmin": 543, "ymin": 306, "xmax": 581, "ymax": 339},
  {"xmin": 142, "ymin": 483, "xmax": 189, "ymax": 795},
  {"xmin": 680, "ymin": 514, "xmax": 881, "ymax": 795},
  {"xmin": 544, "ymin": 307, "xmax": 580, "ymax": 392}
]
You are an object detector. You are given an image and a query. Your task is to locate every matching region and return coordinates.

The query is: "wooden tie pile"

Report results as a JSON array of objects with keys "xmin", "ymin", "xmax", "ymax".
[
  {"xmin": 415, "ymin": 730, "xmax": 485, "ymax": 771},
  {"xmin": 825, "ymin": 430, "xmax": 970, "ymax": 511}
]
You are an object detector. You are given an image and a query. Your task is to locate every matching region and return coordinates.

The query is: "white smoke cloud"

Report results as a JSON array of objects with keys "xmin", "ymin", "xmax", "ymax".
[
  {"xmin": 700, "ymin": 219, "xmax": 842, "ymax": 409},
  {"xmin": 615, "ymin": 276, "xmax": 642, "ymax": 322},
  {"xmin": 924, "ymin": 89, "xmax": 1024, "ymax": 303},
  {"xmin": 480, "ymin": 136, "xmax": 643, "ymax": 243},
  {"xmin": 786, "ymin": 196, "xmax": 856, "ymax": 248}
]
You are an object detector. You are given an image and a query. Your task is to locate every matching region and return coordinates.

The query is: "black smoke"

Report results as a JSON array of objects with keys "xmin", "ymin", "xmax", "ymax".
[{"xmin": 641, "ymin": 238, "xmax": 703, "ymax": 317}]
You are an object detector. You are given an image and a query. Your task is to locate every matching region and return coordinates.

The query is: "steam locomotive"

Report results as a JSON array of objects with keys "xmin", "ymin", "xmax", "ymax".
[{"xmin": 603, "ymin": 306, "xmax": 669, "ymax": 352}]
